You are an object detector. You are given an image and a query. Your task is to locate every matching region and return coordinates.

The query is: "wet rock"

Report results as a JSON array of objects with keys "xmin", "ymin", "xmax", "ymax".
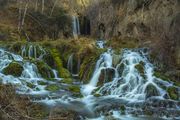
[
  {"xmin": 35, "ymin": 60, "xmax": 54, "ymax": 78},
  {"xmin": 3, "ymin": 62, "xmax": 23, "ymax": 77},
  {"xmin": 98, "ymin": 68, "xmax": 115, "ymax": 86},
  {"xmin": 45, "ymin": 84, "xmax": 60, "ymax": 92},
  {"xmin": 145, "ymin": 83, "xmax": 159, "ymax": 99},
  {"xmin": 117, "ymin": 63, "xmax": 124, "ymax": 76},
  {"xmin": 135, "ymin": 61, "xmax": 146, "ymax": 79},
  {"xmin": 60, "ymin": 78, "xmax": 73, "ymax": 84},
  {"xmin": 167, "ymin": 86, "xmax": 179, "ymax": 100}
]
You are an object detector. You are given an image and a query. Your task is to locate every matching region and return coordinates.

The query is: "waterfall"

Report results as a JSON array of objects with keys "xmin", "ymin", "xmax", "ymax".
[
  {"xmin": 72, "ymin": 16, "xmax": 80, "ymax": 39},
  {"xmin": 82, "ymin": 48, "xmax": 176, "ymax": 102},
  {"xmin": 0, "ymin": 48, "xmax": 60, "ymax": 94},
  {"xmin": 67, "ymin": 54, "xmax": 73, "ymax": 74},
  {"xmin": 96, "ymin": 40, "xmax": 105, "ymax": 48},
  {"xmin": 82, "ymin": 49, "xmax": 113, "ymax": 95},
  {"xmin": 21, "ymin": 44, "xmax": 46, "ymax": 59}
]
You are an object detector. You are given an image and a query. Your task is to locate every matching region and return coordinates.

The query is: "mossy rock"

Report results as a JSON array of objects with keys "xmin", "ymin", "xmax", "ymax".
[
  {"xmin": 3, "ymin": 62, "xmax": 23, "ymax": 77},
  {"xmin": 167, "ymin": 87, "xmax": 179, "ymax": 100},
  {"xmin": 68, "ymin": 85, "xmax": 80, "ymax": 93},
  {"xmin": 94, "ymin": 93, "xmax": 101, "ymax": 97},
  {"xmin": 37, "ymin": 81, "xmax": 48, "ymax": 85},
  {"xmin": 50, "ymin": 48, "xmax": 71, "ymax": 78},
  {"xmin": 60, "ymin": 68, "xmax": 71, "ymax": 78},
  {"xmin": 120, "ymin": 105, "xmax": 126, "ymax": 114},
  {"xmin": 26, "ymin": 82, "xmax": 36, "ymax": 89},
  {"xmin": 135, "ymin": 61, "xmax": 146, "ymax": 79},
  {"xmin": 35, "ymin": 60, "xmax": 54, "ymax": 78},
  {"xmin": 153, "ymin": 71, "xmax": 170, "ymax": 82},
  {"xmin": 145, "ymin": 84, "xmax": 159, "ymax": 99},
  {"xmin": 46, "ymin": 78, "xmax": 56, "ymax": 82},
  {"xmin": 117, "ymin": 63, "xmax": 124, "ymax": 76},
  {"xmin": 60, "ymin": 78, "xmax": 73, "ymax": 84},
  {"xmin": 45, "ymin": 84, "xmax": 60, "ymax": 91}
]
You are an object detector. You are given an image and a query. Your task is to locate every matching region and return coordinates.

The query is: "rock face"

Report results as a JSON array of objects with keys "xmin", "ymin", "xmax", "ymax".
[{"xmin": 79, "ymin": 0, "xmax": 180, "ymax": 70}]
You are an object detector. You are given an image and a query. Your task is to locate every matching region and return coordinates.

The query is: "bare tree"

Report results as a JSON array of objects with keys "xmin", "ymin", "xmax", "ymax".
[
  {"xmin": 35, "ymin": 0, "xmax": 38, "ymax": 12},
  {"xmin": 42, "ymin": 0, "xmax": 44, "ymax": 13},
  {"xmin": 50, "ymin": 0, "xmax": 58, "ymax": 16}
]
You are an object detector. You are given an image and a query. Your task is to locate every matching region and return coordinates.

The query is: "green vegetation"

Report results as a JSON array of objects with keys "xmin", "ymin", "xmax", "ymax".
[
  {"xmin": 37, "ymin": 81, "xmax": 48, "ymax": 85},
  {"xmin": 167, "ymin": 87, "xmax": 179, "ymax": 100},
  {"xmin": 26, "ymin": 82, "xmax": 36, "ymax": 89},
  {"xmin": 68, "ymin": 85, "xmax": 80, "ymax": 93},
  {"xmin": 135, "ymin": 61, "xmax": 146, "ymax": 79},
  {"xmin": 45, "ymin": 84, "xmax": 60, "ymax": 91},
  {"xmin": 60, "ymin": 78, "xmax": 73, "ymax": 84},
  {"xmin": 3, "ymin": 62, "xmax": 23, "ymax": 77},
  {"xmin": 153, "ymin": 71, "xmax": 170, "ymax": 82},
  {"xmin": 50, "ymin": 48, "xmax": 71, "ymax": 78},
  {"xmin": 35, "ymin": 60, "xmax": 54, "ymax": 78}
]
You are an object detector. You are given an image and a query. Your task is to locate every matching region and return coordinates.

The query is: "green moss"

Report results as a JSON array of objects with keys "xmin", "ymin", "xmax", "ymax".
[
  {"xmin": 135, "ymin": 61, "xmax": 145, "ymax": 79},
  {"xmin": 3, "ymin": 62, "xmax": 23, "ymax": 77},
  {"xmin": 145, "ymin": 84, "xmax": 159, "ymax": 98},
  {"xmin": 35, "ymin": 60, "xmax": 54, "ymax": 78},
  {"xmin": 79, "ymin": 49, "xmax": 104, "ymax": 83},
  {"xmin": 45, "ymin": 84, "xmax": 60, "ymax": 91},
  {"xmin": 68, "ymin": 85, "xmax": 80, "ymax": 93},
  {"xmin": 46, "ymin": 78, "xmax": 56, "ymax": 81},
  {"xmin": 153, "ymin": 71, "xmax": 170, "ymax": 82},
  {"xmin": 60, "ymin": 78, "xmax": 73, "ymax": 84},
  {"xmin": 26, "ymin": 82, "xmax": 36, "ymax": 89},
  {"xmin": 37, "ymin": 81, "xmax": 48, "ymax": 85},
  {"xmin": 120, "ymin": 105, "xmax": 126, "ymax": 112},
  {"xmin": 167, "ymin": 87, "xmax": 179, "ymax": 100},
  {"xmin": 50, "ymin": 48, "xmax": 71, "ymax": 78},
  {"xmin": 94, "ymin": 93, "xmax": 101, "ymax": 97}
]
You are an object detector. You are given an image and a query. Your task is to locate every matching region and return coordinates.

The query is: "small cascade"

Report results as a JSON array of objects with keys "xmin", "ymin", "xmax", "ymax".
[
  {"xmin": 67, "ymin": 54, "xmax": 74, "ymax": 74},
  {"xmin": 21, "ymin": 62, "xmax": 41, "ymax": 78},
  {"xmin": 82, "ymin": 49, "xmax": 113, "ymax": 95},
  {"xmin": 85, "ymin": 49, "xmax": 174, "ymax": 101},
  {"xmin": 72, "ymin": 16, "xmax": 80, "ymax": 39},
  {"xmin": 96, "ymin": 40, "xmax": 106, "ymax": 48},
  {"xmin": 0, "ymin": 48, "xmax": 60, "ymax": 94},
  {"xmin": 52, "ymin": 69, "xmax": 61, "ymax": 80},
  {"xmin": 21, "ymin": 44, "xmax": 46, "ymax": 59}
]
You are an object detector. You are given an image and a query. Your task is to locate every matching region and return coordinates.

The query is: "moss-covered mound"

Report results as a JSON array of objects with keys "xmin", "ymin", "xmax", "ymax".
[
  {"xmin": 50, "ymin": 48, "xmax": 71, "ymax": 78},
  {"xmin": 145, "ymin": 84, "xmax": 159, "ymax": 99},
  {"xmin": 135, "ymin": 61, "xmax": 146, "ymax": 79},
  {"xmin": 45, "ymin": 84, "xmax": 60, "ymax": 91},
  {"xmin": 3, "ymin": 62, "xmax": 23, "ymax": 77},
  {"xmin": 34, "ymin": 60, "xmax": 54, "ymax": 78},
  {"xmin": 60, "ymin": 78, "xmax": 73, "ymax": 84},
  {"xmin": 167, "ymin": 87, "xmax": 179, "ymax": 100}
]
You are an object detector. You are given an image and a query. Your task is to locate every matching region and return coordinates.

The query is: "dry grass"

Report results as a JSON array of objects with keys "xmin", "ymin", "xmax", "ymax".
[{"xmin": 0, "ymin": 84, "xmax": 79, "ymax": 120}]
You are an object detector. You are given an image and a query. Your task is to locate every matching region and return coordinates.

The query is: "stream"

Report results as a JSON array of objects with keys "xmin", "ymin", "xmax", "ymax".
[{"xmin": 0, "ymin": 41, "xmax": 179, "ymax": 120}]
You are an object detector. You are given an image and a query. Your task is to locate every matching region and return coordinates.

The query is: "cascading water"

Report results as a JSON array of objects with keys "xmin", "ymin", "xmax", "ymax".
[
  {"xmin": 0, "ymin": 48, "xmax": 60, "ymax": 95},
  {"xmin": 96, "ymin": 49, "xmax": 172, "ymax": 101},
  {"xmin": 0, "ymin": 44, "xmax": 179, "ymax": 119},
  {"xmin": 67, "ymin": 54, "xmax": 74, "ymax": 74},
  {"xmin": 82, "ymin": 49, "xmax": 113, "ymax": 95},
  {"xmin": 96, "ymin": 40, "xmax": 106, "ymax": 49},
  {"xmin": 21, "ymin": 43, "xmax": 46, "ymax": 59},
  {"xmin": 72, "ymin": 16, "xmax": 80, "ymax": 39}
]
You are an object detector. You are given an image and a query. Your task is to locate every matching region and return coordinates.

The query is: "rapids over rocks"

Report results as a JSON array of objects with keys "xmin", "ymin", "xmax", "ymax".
[{"xmin": 0, "ymin": 41, "xmax": 179, "ymax": 120}]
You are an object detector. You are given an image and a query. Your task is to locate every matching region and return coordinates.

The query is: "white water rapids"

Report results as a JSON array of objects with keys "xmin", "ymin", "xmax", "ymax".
[{"xmin": 0, "ymin": 42, "xmax": 179, "ymax": 119}]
